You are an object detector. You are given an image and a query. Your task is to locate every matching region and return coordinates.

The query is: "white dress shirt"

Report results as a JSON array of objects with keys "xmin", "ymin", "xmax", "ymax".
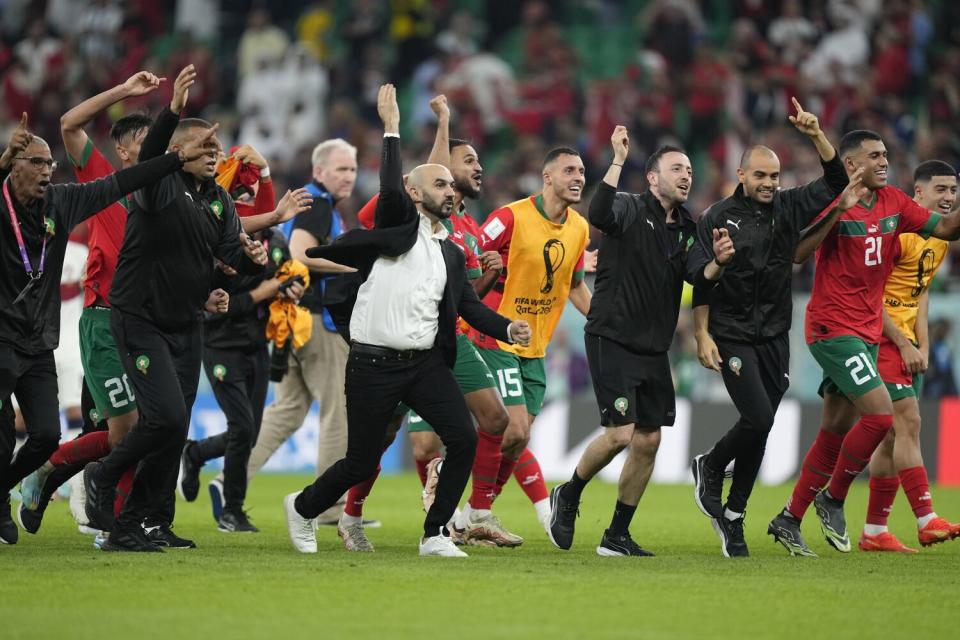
[{"xmin": 350, "ymin": 213, "xmax": 449, "ymax": 350}]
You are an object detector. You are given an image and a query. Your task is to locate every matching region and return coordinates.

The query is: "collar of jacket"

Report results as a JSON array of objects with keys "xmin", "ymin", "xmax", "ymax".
[
  {"xmin": 733, "ymin": 184, "xmax": 774, "ymax": 217},
  {"xmin": 641, "ymin": 189, "xmax": 692, "ymax": 225}
]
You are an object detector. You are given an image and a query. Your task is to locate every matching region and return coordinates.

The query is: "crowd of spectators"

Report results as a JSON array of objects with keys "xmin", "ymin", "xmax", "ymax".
[{"xmin": 1, "ymin": 0, "xmax": 959, "ymax": 398}]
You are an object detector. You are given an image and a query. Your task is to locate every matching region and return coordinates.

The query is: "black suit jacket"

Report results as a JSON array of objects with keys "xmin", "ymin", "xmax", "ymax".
[{"xmin": 307, "ymin": 136, "xmax": 512, "ymax": 368}]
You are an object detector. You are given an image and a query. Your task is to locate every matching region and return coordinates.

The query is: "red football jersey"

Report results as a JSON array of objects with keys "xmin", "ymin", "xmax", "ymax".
[
  {"xmin": 71, "ymin": 140, "xmax": 128, "ymax": 308},
  {"xmin": 805, "ymin": 186, "xmax": 940, "ymax": 345}
]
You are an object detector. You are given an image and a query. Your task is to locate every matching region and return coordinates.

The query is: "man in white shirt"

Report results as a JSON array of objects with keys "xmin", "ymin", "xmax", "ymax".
[{"xmin": 283, "ymin": 84, "xmax": 531, "ymax": 557}]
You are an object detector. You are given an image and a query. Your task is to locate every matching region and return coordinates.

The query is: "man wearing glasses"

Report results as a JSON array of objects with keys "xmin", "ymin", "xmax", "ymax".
[{"xmin": 0, "ymin": 112, "xmax": 211, "ymax": 544}]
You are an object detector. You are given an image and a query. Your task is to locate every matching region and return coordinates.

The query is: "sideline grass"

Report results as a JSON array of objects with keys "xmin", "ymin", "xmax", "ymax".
[{"xmin": 2, "ymin": 473, "xmax": 958, "ymax": 639}]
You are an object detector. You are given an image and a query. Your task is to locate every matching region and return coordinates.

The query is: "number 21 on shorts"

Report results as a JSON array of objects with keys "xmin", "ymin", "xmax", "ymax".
[{"xmin": 845, "ymin": 353, "xmax": 877, "ymax": 386}]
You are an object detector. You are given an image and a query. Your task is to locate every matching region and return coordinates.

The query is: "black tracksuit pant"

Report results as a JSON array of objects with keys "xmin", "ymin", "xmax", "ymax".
[
  {"xmin": 98, "ymin": 309, "xmax": 201, "ymax": 527},
  {"xmin": 0, "ymin": 347, "xmax": 61, "ymax": 495},
  {"xmin": 295, "ymin": 345, "xmax": 477, "ymax": 538},
  {"xmin": 706, "ymin": 332, "xmax": 790, "ymax": 514},
  {"xmin": 194, "ymin": 345, "xmax": 269, "ymax": 513}
]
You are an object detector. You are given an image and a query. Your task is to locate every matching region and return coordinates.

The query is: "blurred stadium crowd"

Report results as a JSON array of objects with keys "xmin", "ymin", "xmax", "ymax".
[{"xmin": 1, "ymin": 0, "xmax": 958, "ymax": 399}]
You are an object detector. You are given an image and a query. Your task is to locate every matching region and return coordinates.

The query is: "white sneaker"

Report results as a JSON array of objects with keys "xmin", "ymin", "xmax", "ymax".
[
  {"xmin": 68, "ymin": 473, "xmax": 89, "ymax": 526},
  {"xmin": 419, "ymin": 530, "xmax": 468, "ymax": 557},
  {"xmin": 284, "ymin": 492, "xmax": 317, "ymax": 553}
]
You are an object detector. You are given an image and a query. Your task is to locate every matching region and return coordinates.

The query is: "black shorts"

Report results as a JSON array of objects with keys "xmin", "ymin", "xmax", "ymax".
[{"xmin": 584, "ymin": 333, "xmax": 676, "ymax": 427}]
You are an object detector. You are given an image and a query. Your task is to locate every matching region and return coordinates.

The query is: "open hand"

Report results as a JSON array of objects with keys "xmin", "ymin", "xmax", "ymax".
[
  {"xmin": 838, "ymin": 167, "xmax": 868, "ymax": 211},
  {"xmin": 170, "ymin": 64, "xmax": 197, "ymax": 114},
  {"xmin": 274, "ymin": 188, "xmax": 314, "ymax": 223},
  {"xmin": 177, "ymin": 122, "xmax": 220, "ymax": 162},
  {"xmin": 377, "ymin": 84, "xmax": 400, "ymax": 132}
]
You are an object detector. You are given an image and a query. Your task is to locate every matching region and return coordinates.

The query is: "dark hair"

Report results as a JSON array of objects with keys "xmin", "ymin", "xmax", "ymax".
[
  {"xmin": 644, "ymin": 145, "xmax": 686, "ymax": 175},
  {"xmin": 838, "ymin": 129, "xmax": 883, "ymax": 158},
  {"xmin": 542, "ymin": 146, "xmax": 580, "ymax": 169},
  {"xmin": 109, "ymin": 114, "xmax": 153, "ymax": 144},
  {"xmin": 914, "ymin": 160, "xmax": 957, "ymax": 185},
  {"xmin": 449, "ymin": 138, "xmax": 472, "ymax": 153}
]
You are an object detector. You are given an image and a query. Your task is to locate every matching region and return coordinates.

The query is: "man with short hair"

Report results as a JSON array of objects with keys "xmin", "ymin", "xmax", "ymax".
[
  {"xmin": 768, "ymin": 130, "xmax": 960, "ymax": 557},
  {"xmin": 855, "ymin": 160, "xmax": 960, "ymax": 551}
]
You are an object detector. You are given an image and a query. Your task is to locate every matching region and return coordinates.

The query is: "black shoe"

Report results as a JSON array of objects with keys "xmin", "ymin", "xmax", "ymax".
[
  {"xmin": 0, "ymin": 498, "xmax": 18, "ymax": 544},
  {"xmin": 16, "ymin": 501, "xmax": 45, "ymax": 535},
  {"xmin": 692, "ymin": 453, "xmax": 724, "ymax": 518},
  {"xmin": 547, "ymin": 483, "xmax": 580, "ymax": 550},
  {"xmin": 102, "ymin": 521, "xmax": 163, "ymax": 552},
  {"xmin": 83, "ymin": 462, "xmax": 116, "ymax": 532},
  {"xmin": 813, "ymin": 490, "xmax": 851, "ymax": 552},
  {"xmin": 596, "ymin": 529, "xmax": 655, "ymax": 556},
  {"xmin": 767, "ymin": 511, "xmax": 817, "ymax": 557},
  {"xmin": 218, "ymin": 509, "xmax": 260, "ymax": 533},
  {"xmin": 712, "ymin": 511, "xmax": 749, "ymax": 557},
  {"xmin": 177, "ymin": 440, "xmax": 201, "ymax": 502},
  {"xmin": 143, "ymin": 522, "xmax": 196, "ymax": 549}
]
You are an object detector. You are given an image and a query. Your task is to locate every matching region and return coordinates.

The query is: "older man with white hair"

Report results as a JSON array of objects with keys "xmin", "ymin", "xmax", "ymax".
[{"xmin": 212, "ymin": 137, "xmax": 362, "ymax": 526}]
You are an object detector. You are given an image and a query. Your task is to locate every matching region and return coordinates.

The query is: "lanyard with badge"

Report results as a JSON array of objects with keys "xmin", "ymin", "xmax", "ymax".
[{"xmin": 3, "ymin": 176, "xmax": 47, "ymax": 304}]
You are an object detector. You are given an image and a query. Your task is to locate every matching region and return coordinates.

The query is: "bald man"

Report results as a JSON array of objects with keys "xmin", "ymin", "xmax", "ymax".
[
  {"xmin": 282, "ymin": 84, "xmax": 531, "ymax": 558},
  {"xmin": 0, "ymin": 113, "xmax": 209, "ymax": 544},
  {"xmin": 686, "ymin": 99, "xmax": 849, "ymax": 557}
]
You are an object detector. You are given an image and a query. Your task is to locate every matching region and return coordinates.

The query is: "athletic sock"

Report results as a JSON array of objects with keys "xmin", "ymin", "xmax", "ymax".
[
  {"xmin": 786, "ymin": 428, "xmax": 844, "ymax": 519},
  {"xmin": 493, "ymin": 454, "xmax": 520, "ymax": 499},
  {"xmin": 898, "ymin": 465, "xmax": 935, "ymax": 521},
  {"xmin": 534, "ymin": 498, "xmax": 550, "ymax": 524},
  {"xmin": 344, "ymin": 465, "xmax": 381, "ymax": 518},
  {"xmin": 865, "ymin": 475, "xmax": 899, "ymax": 529},
  {"xmin": 340, "ymin": 513, "xmax": 362, "ymax": 526},
  {"xmin": 827, "ymin": 414, "xmax": 893, "ymax": 500},
  {"xmin": 114, "ymin": 467, "xmax": 135, "ymax": 518},
  {"xmin": 724, "ymin": 507, "xmax": 743, "ymax": 521},
  {"xmin": 415, "ymin": 459, "xmax": 430, "ymax": 487},
  {"xmin": 49, "ymin": 431, "xmax": 111, "ymax": 467},
  {"xmin": 863, "ymin": 524, "xmax": 888, "ymax": 536},
  {"xmin": 607, "ymin": 500, "xmax": 637, "ymax": 535},
  {"xmin": 561, "ymin": 469, "xmax": 589, "ymax": 502},
  {"xmin": 513, "ymin": 448, "xmax": 548, "ymax": 504},
  {"xmin": 918, "ymin": 512, "xmax": 939, "ymax": 528},
  {"xmin": 468, "ymin": 431, "xmax": 503, "ymax": 510}
]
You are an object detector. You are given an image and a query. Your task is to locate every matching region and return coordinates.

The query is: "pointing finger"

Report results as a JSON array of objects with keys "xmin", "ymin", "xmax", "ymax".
[
  {"xmin": 791, "ymin": 96, "xmax": 803, "ymax": 115},
  {"xmin": 19, "ymin": 112, "xmax": 28, "ymax": 128}
]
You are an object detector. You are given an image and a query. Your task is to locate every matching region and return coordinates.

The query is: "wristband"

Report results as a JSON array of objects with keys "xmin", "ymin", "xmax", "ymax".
[{"xmin": 259, "ymin": 167, "xmax": 270, "ymax": 178}]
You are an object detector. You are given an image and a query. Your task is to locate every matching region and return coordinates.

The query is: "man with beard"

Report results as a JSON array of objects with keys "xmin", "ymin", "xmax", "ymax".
[
  {"xmin": 469, "ymin": 146, "xmax": 592, "ymax": 536},
  {"xmin": 549, "ymin": 130, "xmax": 716, "ymax": 556},
  {"xmin": 283, "ymin": 84, "xmax": 530, "ymax": 557},
  {"xmin": 689, "ymin": 99, "xmax": 851, "ymax": 557}
]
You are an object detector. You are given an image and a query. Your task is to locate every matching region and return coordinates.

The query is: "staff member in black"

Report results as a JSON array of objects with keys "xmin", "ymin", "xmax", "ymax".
[
  {"xmin": 0, "ymin": 113, "xmax": 208, "ymax": 545},
  {"xmin": 548, "ymin": 127, "xmax": 731, "ymax": 556},
  {"xmin": 687, "ymin": 99, "xmax": 850, "ymax": 557},
  {"xmin": 83, "ymin": 110, "xmax": 307, "ymax": 552},
  {"xmin": 282, "ymin": 84, "xmax": 531, "ymax": 557}
]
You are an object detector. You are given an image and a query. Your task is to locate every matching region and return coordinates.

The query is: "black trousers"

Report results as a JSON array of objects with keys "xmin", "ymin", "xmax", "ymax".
[
  {"xmin": 0, "ymin": 346, "xmax": 60, "ymax": 495},
  {"xmin": 708, "ymin": 333, "xmax": 790, "ymax": 514},
  {"xmin": 195, "ymin": 345, "xmax": 269, "ymax": 512},
  {"xmin": 99, "ymin": 309, "xmax": 201, "ymax": 527},
  {"xmin": 295, "ymin": 345, "xmax": 477, "ymax": 537}
]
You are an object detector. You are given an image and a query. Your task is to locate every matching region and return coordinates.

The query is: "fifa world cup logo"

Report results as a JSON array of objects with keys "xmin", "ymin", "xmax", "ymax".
[{"xmin": 540, "ymin": 239, "xmax": 566, "ymax": 294}]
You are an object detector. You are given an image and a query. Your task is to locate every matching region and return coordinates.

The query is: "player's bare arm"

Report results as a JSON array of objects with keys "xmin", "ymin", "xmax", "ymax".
[
  {"xmin": 794, "ymin": 167, "xmax": 868, "ymax": 263},
  {"xmin": 693, "ymin": 304, "xmax": 722, "ymax": 372},
  {"xmin": 788, "ymin": 97, "xmax": 836, "ymax": 162}
]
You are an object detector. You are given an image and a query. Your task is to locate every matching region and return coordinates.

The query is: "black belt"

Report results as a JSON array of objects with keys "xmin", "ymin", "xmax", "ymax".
[{"xmin": 350, "ymin": 342, "xmax": 427, "ymax": 361}]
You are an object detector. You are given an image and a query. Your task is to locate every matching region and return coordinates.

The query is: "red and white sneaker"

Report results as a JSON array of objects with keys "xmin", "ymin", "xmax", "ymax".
[
  {"xmin": 858, "ymin": 531, "xmax": 918, "ymax": 553},
  {"xmin": 918, "ymin": 517, "xmax": 958, "ymax": 547}
]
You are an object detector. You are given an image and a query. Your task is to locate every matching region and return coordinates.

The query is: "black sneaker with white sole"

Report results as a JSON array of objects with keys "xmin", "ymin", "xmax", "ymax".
[
  {"xmin": 143, "ymin": 522, "xmax": 196, "ymax": 549},
  {"xmin": 218, "ymin": 509, "xmax": 259, "ymax": 533},
  {"xmin": 767, "ymin": 511, "xmax": 817, "ymax": 557},
  {"xmin": 691, "ymin": 453, "xmax": 724, "ymax": 518},
  {"xmin": 547, "ymin": 483, "xmax": 579, "ymax": 550},
  {"xmin": 813, "ymin": 490, "xmax": 851, "ymax": 552},
  {"xmin": 83, "ymin": 462, "xmax": 116, "ymax": 532},
  {"xmin": 208, "ymin": 478, "xmax": 225, "ymax": 523},
  {"xmin": 0, "ymin": 498, "xmax": 18, "ymax": 544},
  {"xmin": 596, "ymin": 530, "xmax": 655, "ymax": 557},
  {"xmin": 712, "ymin": 513, "xmax": 749, "ymax": 557},
  {"xmin": 16, "ymin": 501, "xmax": 46, "ymax": 535},
  {"xmin": 177, "ymin": 440, "xmax": 201, "ymax": 502},
  {"xmin": 102, "ymin": 521, "xmax": 163, "ymax": 552}
]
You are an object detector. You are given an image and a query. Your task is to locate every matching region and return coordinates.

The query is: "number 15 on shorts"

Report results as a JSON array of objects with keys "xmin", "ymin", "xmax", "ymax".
[{"xmin": 497, "ymin": 368, "xmax": 522, "ymax": 398}]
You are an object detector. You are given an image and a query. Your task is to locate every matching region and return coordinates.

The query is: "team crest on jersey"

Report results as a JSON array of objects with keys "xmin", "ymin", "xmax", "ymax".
[
  {"xmin": 136, "ymin": 355, "xmax": 151, "ymax": 375},
  {"xmin": 729, "ymin": 357, "xmax": 743, "ymax": 376},
  {"xmin": 209, "ymin": 200, "xmax": 224, "ymax": 220},
  {"xmin": 89, "ymin": 408, "xmax": 101, "ymax": 423},
  {"xmin": 213, "ymin": 364, "xmax": 227, "ymax": 381},
  {"xmin": 44, "ymin": 217, "xmax": 55, "ymax": 236},
  {"xmin": 271, "ymin": 246, "xmax": 284, "ymax": 265},
  {"xmin": 614, "ymin": 396, "xmax": 629, "ymax": 416}
]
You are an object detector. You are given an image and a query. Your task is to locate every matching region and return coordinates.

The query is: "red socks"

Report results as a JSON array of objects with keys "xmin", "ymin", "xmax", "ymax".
[
  {"xmin": 787, "ymin": 428, "xmax": 844, "ymax": 519},
  {"xmin": 898, "ymin": 465, "xmax": 934, "ymax": 519},
  {"xmin": 114, "ymin": 467, "xmax": 135, "ymax": 518},
  {"xmin": 345, "ymin": 465, "xmax": 381, "ymax": 518},
  {"xmin": 468, "ymin": 430, "xmax": 503, "ymax": 510},
  {"xmin": 49, "ymin": 431, "xmax": 111, "ymax": 467},
  {"xmin": 866, "ymin": 475, "xmax": 900, "ymax": 526},
  {"xmin": 494, "ymin": 453, "xmax": 520, "ymax": 498},
  {"xmin": 513, "ymin": 448, "xmax": 548, "ymax": 504},
  {"xmin": 827, "ymin": 414, "xmax": 893, "ymax": 500}
]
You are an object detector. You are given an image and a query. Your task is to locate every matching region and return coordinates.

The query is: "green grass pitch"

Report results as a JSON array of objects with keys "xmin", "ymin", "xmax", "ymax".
[{"xmin": 3, "ymin": 473, "xmax": 958, "ymax": 639}]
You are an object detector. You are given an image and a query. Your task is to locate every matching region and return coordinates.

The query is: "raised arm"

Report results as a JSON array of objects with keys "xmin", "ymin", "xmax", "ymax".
[
  {"xmin": 426, "ymin": 95, "xmax": 450, "ymax": 167},
  {"xmin": 138, "ymin": 65, "xmax": 196, "ymax": 162},
  {"xmin": 0, "ymin": 112, "xmax": 32, "ymax": 172},
  {"xmin": 374, "ymin": 84, "xmax": 416, "ymax": 229},
  {"xmin": 589, "ymin": 125, "xmax": 631, "ymax": 234},
  {"xmin": 61, "ymin": 71, "xmax": 162, "ymax": 165}
]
